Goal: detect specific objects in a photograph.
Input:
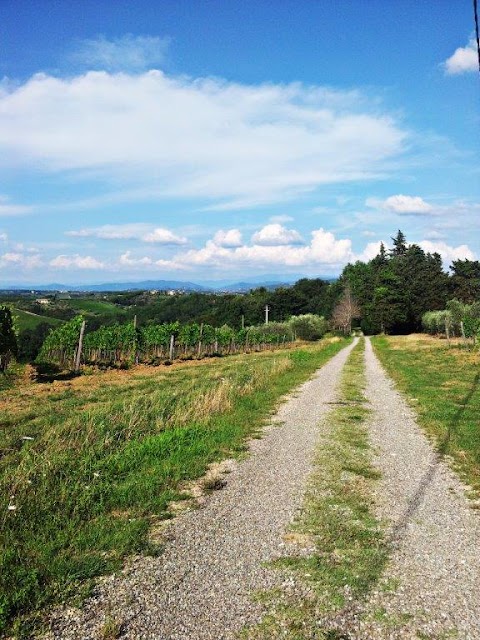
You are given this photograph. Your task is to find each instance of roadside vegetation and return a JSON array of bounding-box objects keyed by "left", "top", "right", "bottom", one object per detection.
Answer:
[
  {"left": 244, "top": 339, "right": 387, "bottom": 639},
  {"left": 0, "top": 338, "right": 348, "bottom": 635},
  {"left": 373, "top": 335, "right": 480, "bottom": 495}
]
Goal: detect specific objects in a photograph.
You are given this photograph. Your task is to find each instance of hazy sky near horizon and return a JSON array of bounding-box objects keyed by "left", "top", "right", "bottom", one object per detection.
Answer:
[{"left": 0, "top": 0, "right": 479, "bottom": 284}]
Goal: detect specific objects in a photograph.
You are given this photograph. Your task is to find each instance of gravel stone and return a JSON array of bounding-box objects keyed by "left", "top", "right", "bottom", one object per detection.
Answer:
[
  {"left": 344, "top": 338, "right": 480, "bottom": 639},
  {"left": 44, "top": 340, "right": 357, "bottom": 640}
]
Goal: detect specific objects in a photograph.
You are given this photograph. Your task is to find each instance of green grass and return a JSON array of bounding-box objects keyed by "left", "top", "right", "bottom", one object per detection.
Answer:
[
  {"left": 13, "top": 309, "right": 63, "bottom": 332},
  {"left": 244, "top": 339, "right": 387, "bottom": 639},
  {"left": 64, "top": 299, "right": 126, "bottom": 317},
  {"left": 0, "top": 364, "right": 25, "bottom": 392},
  {"left": 0, "top": 338, "right": 350, "bottom": 636},
  {"left": 372, "top": 335, "right": 480, "bottom": 494}
]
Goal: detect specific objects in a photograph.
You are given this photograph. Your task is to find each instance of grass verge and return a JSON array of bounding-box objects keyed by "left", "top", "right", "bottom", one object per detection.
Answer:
[
  {"left": 243, "top": 339, "right": 387, "bottom": 639},
  {"left": 372, "top": 334, "right": 480, "bottom": 495},
  {"left": 0, "top": 338, "right": 349, "bottom": 637}
]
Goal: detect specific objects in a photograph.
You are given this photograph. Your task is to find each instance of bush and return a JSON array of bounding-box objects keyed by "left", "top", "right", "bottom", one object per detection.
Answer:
[{"left": 288, "top": 314, "right": 327, "bottom": 341}]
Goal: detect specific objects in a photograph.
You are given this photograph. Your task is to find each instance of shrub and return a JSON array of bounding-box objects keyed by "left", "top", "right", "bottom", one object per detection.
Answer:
[{"left": 288, "top": 314, "right": 327, "bottom": 341}]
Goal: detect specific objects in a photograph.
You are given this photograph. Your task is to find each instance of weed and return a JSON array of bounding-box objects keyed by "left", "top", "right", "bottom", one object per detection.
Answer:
[
  {"left": 100, "top": 615, "right": 124, "bottom": 640},
  {"left": 200, "top": 475, "right": 227, "bottom": 492}
]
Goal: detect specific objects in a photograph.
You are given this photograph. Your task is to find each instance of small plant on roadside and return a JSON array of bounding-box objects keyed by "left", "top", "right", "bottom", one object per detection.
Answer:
[{"left": 100, "top": 615, "right": 124, "bottom": 640}]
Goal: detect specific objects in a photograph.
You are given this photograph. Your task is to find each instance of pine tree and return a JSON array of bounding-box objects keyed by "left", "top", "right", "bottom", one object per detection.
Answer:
[{"left": 390, "top": 230, "right": 407, "bottom": 256}]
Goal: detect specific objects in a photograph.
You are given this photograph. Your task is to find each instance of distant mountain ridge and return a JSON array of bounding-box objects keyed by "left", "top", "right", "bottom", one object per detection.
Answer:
[{"left": 0, "top": 275, "right": 336, "bottom": 293}]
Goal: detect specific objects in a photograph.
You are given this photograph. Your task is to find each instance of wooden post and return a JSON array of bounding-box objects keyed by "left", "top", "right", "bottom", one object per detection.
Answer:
[
  {"left": 198, "top": 323, "right": 203, "bottom": 356},
  {"left": 169, "top": 334, "right": 175, "bottom": 360},
  {"left": 133, "top": 315, "right": 139, "bottom": 364},
  {"left": 74, "top": 320, "right": 86, "bottom": 372},
  {"left": 460, "top": 320, "right": 466, "bottom": 345}
]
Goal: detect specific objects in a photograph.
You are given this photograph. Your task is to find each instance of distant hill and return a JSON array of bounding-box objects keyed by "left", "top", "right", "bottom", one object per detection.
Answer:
[
  {"left": 1, "top": 275, "right": 337, "bottom": 294},
  {"left": 1, "top": 280, "right": 211, "bottom": 293},
  {"left": 215, "top": 281, "right": 293, "bottom": 292}
]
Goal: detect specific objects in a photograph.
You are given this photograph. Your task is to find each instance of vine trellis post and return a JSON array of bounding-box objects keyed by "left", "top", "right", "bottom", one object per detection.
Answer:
[{"left": 74, "top": 320, "right": 86, "bottom": 372}]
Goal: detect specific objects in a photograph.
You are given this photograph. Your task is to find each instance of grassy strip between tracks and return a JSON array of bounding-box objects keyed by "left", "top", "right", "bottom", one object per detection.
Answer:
[
  {"left": 0, "top": 338, "right": 349, "bottom": 637},
  {"left": 372, "top": 334, "right": 480, "bottom": 497},
  {"left": 244, "top": 338, "right": 387, "bottom": 640}
]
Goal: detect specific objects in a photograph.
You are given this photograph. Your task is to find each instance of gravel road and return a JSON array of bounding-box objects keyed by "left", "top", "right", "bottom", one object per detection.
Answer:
[
  {"left": 350, "top": 338, "right": 480, "bottom": 639},
  {"left": 45, "top": 340, "right": 356, "bottom": 640}
]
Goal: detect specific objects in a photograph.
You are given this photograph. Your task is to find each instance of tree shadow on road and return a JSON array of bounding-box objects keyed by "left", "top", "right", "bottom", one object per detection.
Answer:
[{"left": 389, "top": 370, "right": 480, "bottom": 546}]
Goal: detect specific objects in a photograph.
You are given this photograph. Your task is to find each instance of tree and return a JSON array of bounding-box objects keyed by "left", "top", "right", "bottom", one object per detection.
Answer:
[
  {"left": 0, "top": 306, "right": 18, "bottom": 371},
  {"left": 17, "top": 322, "right": 52, "bottom": 362},
  {"left": 390, "top": 230, "right": 407, "bottom": 257},
  {"left": 331, "top": 284, "right": 360, "bottom": 334},
  {"left": 450, "top": 259, "right": 480, "bottom": 303}
]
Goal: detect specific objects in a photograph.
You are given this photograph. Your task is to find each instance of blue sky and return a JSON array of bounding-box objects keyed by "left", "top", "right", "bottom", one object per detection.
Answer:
[{"left": 0, "top": 0, "right": 479, "bottom": 285}]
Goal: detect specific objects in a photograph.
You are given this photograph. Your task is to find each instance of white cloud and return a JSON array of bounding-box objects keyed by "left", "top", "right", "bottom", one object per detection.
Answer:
[
  {"left": 143, "top": 228, "right": 187, "bottom": 244},
  {"left": 444, "top": 39, "right": 478, "bottom": 74},
  {"left": 251, "top": 224, "right": 304, "bottom": 246},
  {"left": 423, "top": 229, "right": 447, "bottom": 241},
  {"left": 269, "top": 214, "right": 294, "bottom": 224},
  {"left": 119, "top": 251, "right": 153, "bottom": 266},
  {"left": 50, "top": 254, "right": 105, "bottom": 269},
  {"left": 367, "top": 194, "right": 433, "bottom": 215},
  {"left": 0, "top": 195, "right": 33, "bottom": 216},
  {"left": 357, "top": 241, "right": 382, "bottom": 262},
  {"left": 149, "top": 227, "right": 354, "bottom": 271},
  {"left": 0, "top": 251, "right": 43, "bottom": 269},
  {"left": 0, "top": 71, "right": 407, "bottom": 209},
  {"left": 0, "top": 232, "right": 7, "bottom": 242},
  {"left": 67, "top": 223, "right": 149, "bottom": 239},
  {"left": 419, "top": 240, "right": 475, "bottom": 264},
  {"left": 71, "top": 35, "right": 170, "bottom": 72},
  {"left": 67, "top": 224, "right": 186, "bottom": 244},
  {"left": 212, "top": 229, "right": 243, "bottom": 248}
]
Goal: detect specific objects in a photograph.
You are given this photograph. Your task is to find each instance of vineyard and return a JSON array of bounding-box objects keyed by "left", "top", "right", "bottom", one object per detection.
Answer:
[
  {"left": 37, "top": 316, "right": 306, "bottom": 369},
  {"left": 422, "top": 299, "right": 480, "bottom": 344}
]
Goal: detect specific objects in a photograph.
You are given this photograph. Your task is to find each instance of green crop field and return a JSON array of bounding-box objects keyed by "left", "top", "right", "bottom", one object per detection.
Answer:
[
  {"left": 373, "top": 334, "right": 480, "bottom": 494},
  {"left": 64, "top": 299, "right": 126, "bottom": 317},
  {"left": 0, "top": 337, "right": 349, "bottom": 634},
  {"left": 12, "top": 308, "right": 64, "bottom": 332}
]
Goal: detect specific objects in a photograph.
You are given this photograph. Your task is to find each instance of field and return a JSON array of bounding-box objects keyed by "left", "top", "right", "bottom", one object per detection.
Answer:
[
  {"left": 63, "top": 299, "right": 127, "bottom": 318},
  {"left": 373, "top": 334, "right": 480, "bottom": 494},
  {"left": 12, "top": 309, "right": 63, "bottom": 332},
  {"left": 0, "top": 338, "right": 348, "bottom": 634}
]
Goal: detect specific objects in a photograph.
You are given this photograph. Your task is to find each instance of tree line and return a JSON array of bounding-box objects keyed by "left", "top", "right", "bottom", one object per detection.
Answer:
[
  {"left": 340, "top": 230, "right": 480, "bottom": 334},
  {"left": 2, "top": 229, "right": 480, "bottom": 367}
]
